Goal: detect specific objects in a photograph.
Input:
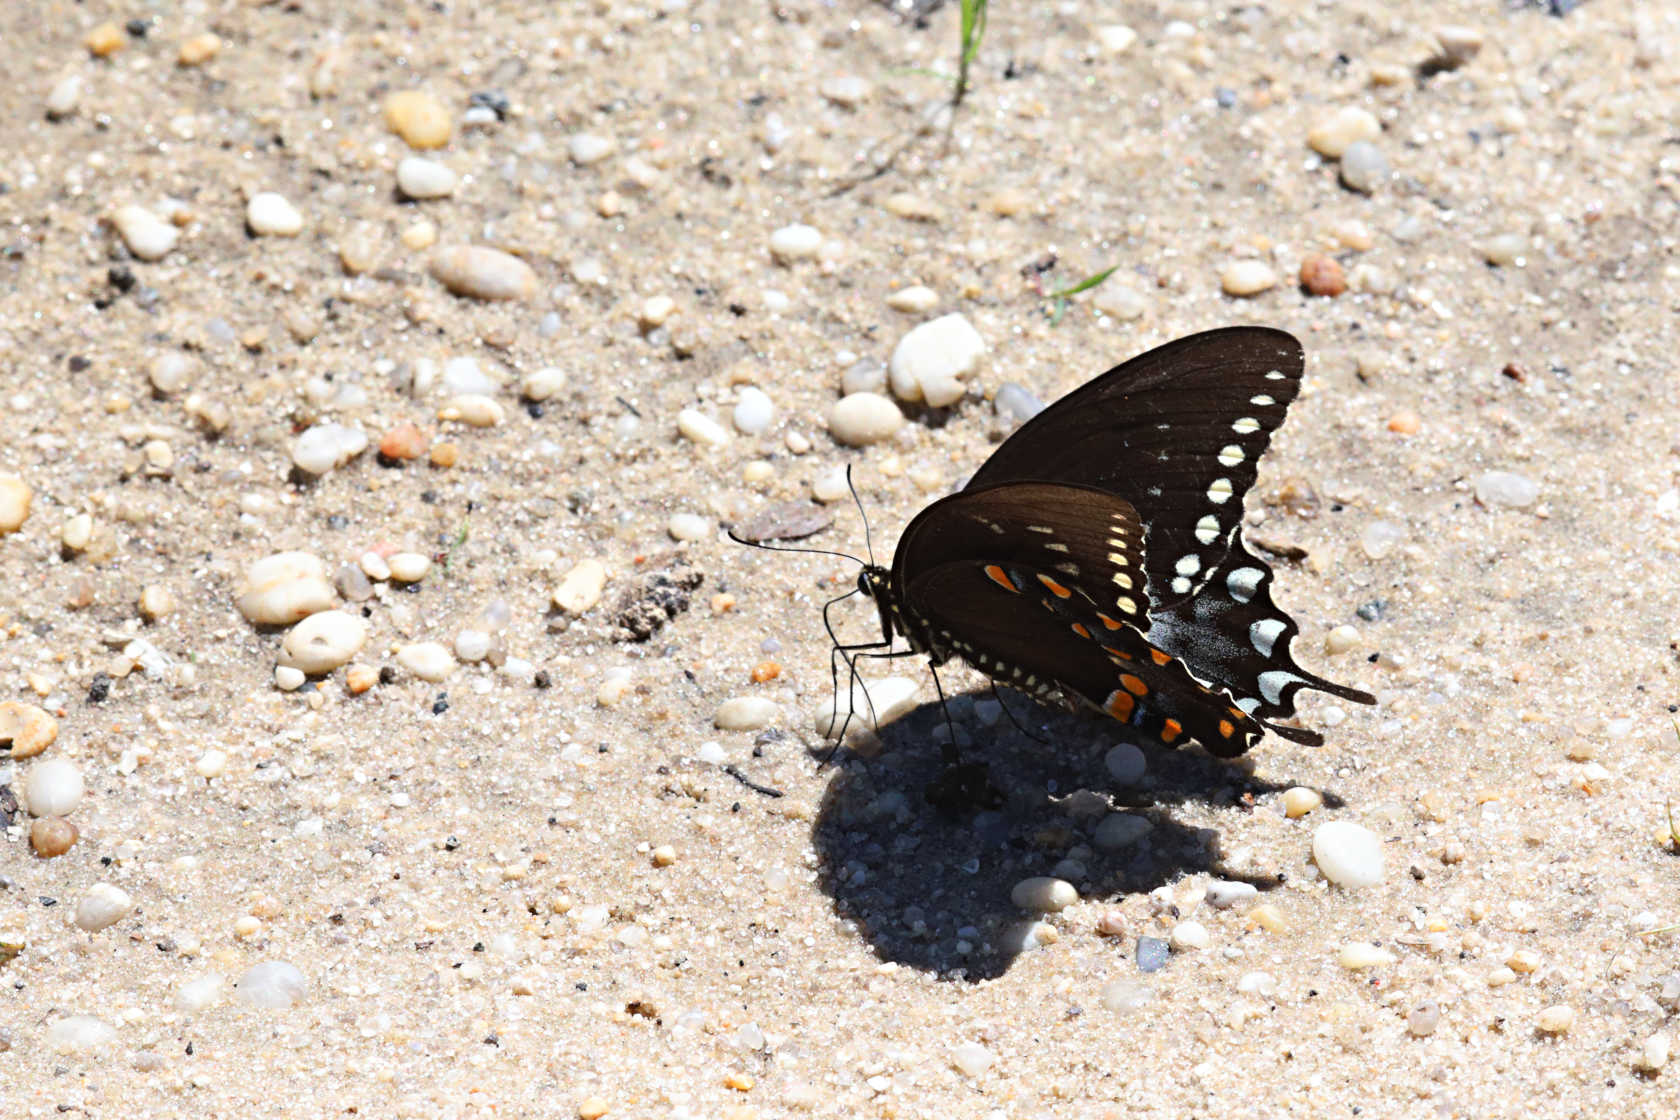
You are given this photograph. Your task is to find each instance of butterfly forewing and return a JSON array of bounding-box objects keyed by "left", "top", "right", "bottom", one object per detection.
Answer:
[{"left": 964, "top": 326, "right": 1306, "bottom": 612}]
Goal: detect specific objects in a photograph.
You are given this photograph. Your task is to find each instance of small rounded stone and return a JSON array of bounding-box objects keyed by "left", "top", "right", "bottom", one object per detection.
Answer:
[
  {"left": 0, "top": 475, "right": 32, "bottom": 533},
  {"left": 397, "top": 156, "right": 459, "bottom": 200},
  {"left": 235, "top": 961, "right": 308, "bottom": 1009},
  {"left": 1282, "top": 786, "right": 1325, "bottom": 820},
  {"left": 274, "top": 665, "right": 306, "bottom": 691},
  {"left": 1474, "top": 470, "right": 1539, "bottom": 509},
  {"left": 429, "top": 246, "right": 537, "bottom": 302},
  {"left": 1205, "top": 880, "right": 1259, "bottom": 909},
  {"left": 1480, "top": 233, "right": 1529, "bottom": 267},
  {"left": 74, "top": 883, "right": 135, "bottom": 932},
  {"left": 379, "top": 423, "right": 429, "bottom": 461},
  {"left": 46, "top": 73, "right": 83, "bottom": 118},
  {"left": 732, "top": 387, "right": 774, "bottom": 435},
  {"left": 1104, "top": 743, "right": 1147, "bottom": 785},
  {"left": 110, "top": 205, "right": 178, "bottom": 261},
  {"left": 554, "top": 559, "right": 608, "bottom": 614},
  {"left": 1338, "top": 942, "right": 1397, "bottom": 970},
  {"left": 177, "top": 32, "right": 222, "bottom": 66},
  {"left": 30, "top": 817, "right": 78, "bottom": 857},
  {"left": 61, "top": 513, "right": 93, "bottom": 551},
  {"left": 1299, "top": 254, "right": 1347, "bottom": 297},
  {"left": 1407, "top": 1001, "right": 1442, "bottom": 1037},
  {"left": 522, "top": 368, "right": 567, "bottom": 401},
  {"left": 1220, "top": 260, "right": 1278, "bottom": 297},
  {"left": 148, "top": 352, "right": 194, "bottom": 394},
  {"left": 1536, "top": 1005, "right": 1575, "bottom": 1034},
  {"left": 1170, "top": 921, "right": 1210, "bottom": 951},
  {"left": 1313, "top": 820, "right": 1385, "bottom": 888},
  {"left": 387, "top": 552, "right": 431, "bottom": 582},
  {"left": 1308, "top": 106, "right": 1380, "bottom": 157},
  {"left": 1636, "top": 1033, "right": 1671, "bottom": 1072},
  {"left": 828, "top": 393, "right": 904, "bottom": 447},
  {"left": 195, "top": 749, "right": 228, "bottom": 779},
  {"left": 769, "top": 224, "right": 822, "bottom": 262},
  {"left": 714, "top": 697, "right": 780, "bottom": 731},
  {"left": 1339, "top": 142, "right": 1391, "bottom": 194},
  {"left": 24, "top": 758, "right": 85, "bottom": 817},
  {"left": 384, "top": 90, "right": 452, "bottom": 148},
  {"left": 438, "top": 394, "right": 505, "bottom": 427},
  {"left": 677, "top": 409, "right": 732, "bottom": 448},
  {"left": 48, "top": 1015, "right": 117, "bottom": 1055},
  {"left": 292, "top": 422, "right": 369, "bottom": 476},
  {"left": 85, "top": 21, "right": 125, "bottom": 57},
  {"left": 246, "top": 192, "right": 304, "bottom": 237},
  {"left": 280, "top": 610, "right": 368, "bottom": 674},
  {"left": 1094, "top": 812, "right": 1153, "bottom": 850},
  {"left": 887, "top": 285, "right": 939, "bottom": 313},
  {"left": 1096, "top": 24, "right": 1138, "bottom": 54},
  {"left": 888, "top": 313, "right": 985, "bottom": 406},
  {"left": 396, "top": 642, "right": 456, "bottom": 682},
  {"left": 568, "top": 133, "right": 616, "bottom": 165},
  {"left": 651, "top": 845, "right": 678, "bottom": 867},
  {"left": 667, "top": 513, "right": 711, "bottom": 541},
  {"left": 1324, "top": 626, "right": 1361, "bottom": 655},
  {"left": 0, "top": 701, "right": 58, "bottom": 759},
  {"left": 1010, "top": 876, "right": 1077, "bottom": 913},
  {"left": 139, "top": 585, "right": 174, "bottom": 621}
]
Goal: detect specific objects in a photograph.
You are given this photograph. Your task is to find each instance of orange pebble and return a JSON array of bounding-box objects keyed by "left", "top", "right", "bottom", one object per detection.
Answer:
[
  {"left": 428, "top": 441, "right": 459, "bottom": 468},
  {"left": 1387, "top": 409, "right": 1420, "bottom": 435},
  {"left": 1299, "top": 253, "right": 1346, "bottom": 297},
  {"left": 380, "top": 422, "right": 430, "bottom": 460},
  {"left": 750, "top": 661, "right": 781, "bottom": 683}
]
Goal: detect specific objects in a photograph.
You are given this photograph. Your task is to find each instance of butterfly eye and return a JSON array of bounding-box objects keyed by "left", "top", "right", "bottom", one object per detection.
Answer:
[{"left": 856, "top": 570, "right": 875, "bottom": 598}]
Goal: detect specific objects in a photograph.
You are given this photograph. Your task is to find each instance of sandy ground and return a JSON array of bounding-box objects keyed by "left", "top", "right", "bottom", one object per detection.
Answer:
[{"left": 2, "top": 0, "right": 1679, "bottom": 1116}]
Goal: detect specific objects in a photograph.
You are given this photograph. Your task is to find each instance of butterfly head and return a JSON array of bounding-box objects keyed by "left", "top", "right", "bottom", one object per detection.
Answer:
[{"left": 857, "top": 564, "right": 897, "bottom": 644}]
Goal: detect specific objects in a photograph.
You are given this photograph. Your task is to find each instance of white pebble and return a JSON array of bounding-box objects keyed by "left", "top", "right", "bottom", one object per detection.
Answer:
[
  {"left": 174, "top": 974, "right": 225, "bottom": 1014},
  {"left": 819, "top": 75, "right": 872, "bottom": 106},
  {"left": 697, "top": 741, "right": 728, "bottom": 765},
  {"left": 111, "top": 204, "right": 179, "bottom": 261},
  {"left": 1312, "top": 820, "right": 1385, "bottom": 888},
  {"left": 521, "top": 367, "right": 567, "bottom": 401},
  {"left": 1236, "top": 971, "right": 1277, "bottom": 996},
  {"left": 1308, "top": 107, "right": 1381, "bottom": 158},
  {"left": 714, "top": 696, "right": 780, "bottom": 731},
  {"left": 677, "top": 408, "right": 731, "bottom": 448},
  {"left": 46, "top": 73, "right": 82, "bottom": 118},
  {"left": 47, "top": 1015, "right": 117, "bottom": 1055},
  {"left": 61, "top": 513, "right": 93, "bottom": 552},
  {"left": 1095, "top": 25, "right": 1138, "bottom": 54},
  {"left": 148, "top": 352, "right": 194, "bottom": 394},
  {"left": 1205, "top": 880, "right": 1259, "bottom": 909},
  {"left": 888, "top": 313, "right": 985, "bottom": 406},
  {"left": 887, "top": 285, "right": 939, "bottom": 313},
  {"left": 387, "top": 552, "right": 431, "bottom": 582},
  {"left": 811, "top": 467, "right": 851, "bottom": 503},
  {"left": 813, "top": 676, "right": 918, "bottom": 736},
  {"left": 949, "top": 1042, "right": 995, "bottom": 1079},
  {"left": 568, "top": 133, "right": 616, "bottom": 165},
  {"left": 553, "top": 559, "right": 607, "bottom": 614},
  {"left": 438, "top": 394, "right": 506, "bottom": 427},
  {"left": 1339, "top": 142, "right": 1390, "bottom": 194},
  {"left": 640, "top": 295, "right": 676, "bottom": 328},
  {"left": 246, "top": 192, "right": 304, "bottom": 236},
  {"left": 0, "top": 475, "right": 31, "bottom": 533},
  {"left": 442, "top": 355, "right": 497, "bottom": 395},
  {"left": 1324, "top": 625, "right": 1361, "bottom": 655},
  {"left": 667, "top": 513, "right": 711, "bottom": 541},
  {"left": 454, "top": 629, "right": 491, "bottom": 662},
  {"left": 396, "top": 156, "right": 458, "bottom": 199},
  {"left": 24, "top": 758, "right": 85, "bottom": 817},
  {"left": 1170, "top": 921, "right": 1210, "bottom": 951},
  {"left": 1360, "top": 518, "right": 1405, "bottom": 559},
  {"left": 235, "top": 961, "right": 307, "bottom": 1009},
  {"left": 279, "top": 610, "right": 367, "bottom": 674},
  {"left": 732, "top": 387, "right": 774, "bottom": 435},
  {"left": 1011, "top": 876, "right": 1078, "bottom": 913},
  {"left": 195, "top": 749, "right": 228, "bottom": 779},
  {"left": 1099, "top": 980, "right": 1154, "bottom": 1013},
  {"left": 1479, "top": 233, "right": 1528, "bottom": 267},
  {"left": 359, "top": 551, "right": 392, "bottom": 581},
  {"left": 1094, "top": 812, "right": 1153, "bottom": 850},
  {"left": 74, "top": 883, "right": 134, "bottom": 932},
  {"left": 1282, "top": 786, "right": 1324, "bottom": 818},
  {"left": 828, "top": 392, "right": 905, "bottom": 447},
  {"left": 1636, "top": 1033, "right": 1671, "bottom": 1073},
  {"left": 1474, "top": 470, "right": 1539, "bottom": 509},
  {"left": 292, "top": 422, "right": 369, "bottom": 476},
  {"left": 1093, "top": 282, "right": 1149, "bottom": 320},
  {"left": 396, "top": 642, "right": 456, "bottom": 683},
  {"left": 429, "top": 245, "right": 538, "bottom": 301},
  {"left": 1220, "top": 260, "right": 1278, "bottom": 297},
  {"left": 274, "top": 665, "right": 305, "bottom": 691},
  {"left": 1104, "top": 743, "right": 1146, "bottom": 784},
  {"left": 769, "top": 224, "right": 823, "bottom": 262},
  {"left": 1338, "top": 942, "right": 1396, "bottom": 970}
]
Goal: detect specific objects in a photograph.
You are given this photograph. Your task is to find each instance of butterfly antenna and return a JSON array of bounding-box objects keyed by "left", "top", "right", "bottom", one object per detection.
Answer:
[
  {"left": 725, "top": 529, "right": 866, "bottom": 568},
  {"left": 845, "top": 465, "right": 877, "bottom": 567}
]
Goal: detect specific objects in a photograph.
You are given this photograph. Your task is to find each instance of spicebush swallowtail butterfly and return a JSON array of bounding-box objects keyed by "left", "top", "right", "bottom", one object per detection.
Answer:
[{"left": 846, "top": 326, "right": 1374, "bottom": 765}]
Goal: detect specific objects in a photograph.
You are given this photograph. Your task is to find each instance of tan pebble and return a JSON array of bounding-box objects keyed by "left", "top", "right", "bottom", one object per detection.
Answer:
[
  {"left": 438, "top": 394, "right": 505, "bottom": 427},
  {"left": 596, "top": 676, "right": 632, "bottom": 707},
  {"left": 1562, "top": 738, "right": 1594, "bottom": 762},
  {"left": 722, "top": 1108, "right": 759, "bottom": 1120},
  {"left": 379, "top": 423, "right": 430, "bottom": 461},
  {"left": 0, "top": 701, "right": 59, "bottom": 759},
  {"left": 429, "top": 442, "right": 459, "bottom": 468},
  {"left": 553, "top": 559, "right": 607, "bottom": 614},
  {"left": 986, "top": 188, "right": 1030, "bottom": 216},
  {"left": 1636, "top": 1033, "right": 1671, "bottom": 1072},
  {"left": 1246, "top": 903, "right": 1287, "bottom": 933},
  {"left": 1536, "top": 1004, "right": 1575, "bottom": 1034},
  {"left": 1485, "top": 966, "right": 1517, "bottom": 987},
  {"left": 30, "top": 818, "right": 79, "bottom": 858},
  {"left": 384, "top": 90, "right": 452, "bottom": 149},
  {"left": 0, "top": 475, "right": 32, "bottom": 532},
  {"left": 596, "top": 191, "right": 624, "bottom": 218},
  {"left": 85, "top": 21, "right": 124, "bottom": 57},
  {"left": 1507, "top": 949, "right": 1541, "bottom": 973},
  {"left": 233, "top": 915, "right": 263, "bottom": 939},
  {"left": 1299, "top": 254, "right": 1347, "bottom": 297},
  {"left": 1220, "top": 260, "right": 1277, "bottom": 297},
  {"left": 139, "top": 585, "right": 174, "bottom": 621},
  {"left": 577, "top": 1097, "right": 610, "bottom": 1119},
  {"left": 1282, "top": 786, "right": 1323, "bottom": 818},
  {"left": 723, "top": 1073, "right": 754, "bottom": 1092},
  {"left": 177, "top": 33, "right": 221, "bottom": 66},
  {"left": 401, "top": 221, "right": 439, "bottom": 251},
  {"left": 711, "top": 593, "right": 737, "bottom": 614},
  {"left": 1331, "top": 219, "right": 1374, "bottom": 251},
  {"left": 1338, "top": 942, "right": 1396, "bottom": 970},
  {"left": 883, "top": 193, "right": 942, "bottom": 221},
  {"left": 429, "top": 245, "right": 537, "bottom": 302},
  {"left": 1094, "top": 909, "right": 1127, "bottom": 937},
  {"left": 1387, "top": 409, "right": 1421, "bottom": 435},
  {"left": 750, "top": 660, "right": 780, "bottom": 683},
  {"left": 1324, "top": 625, "right": 1360, "bottom": 655},
  {"left": 651, "top": 845, "right": 677, "bottom": 867},
  {"left": 61, "top": 513, "right": 93, "bottom": 552},
  {"left": 345, "top": 663, "right": 378, "bottom": 695}
]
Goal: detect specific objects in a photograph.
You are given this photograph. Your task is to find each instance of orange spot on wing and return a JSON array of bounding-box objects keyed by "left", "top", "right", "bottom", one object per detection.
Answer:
[
  {"left": 1070, "top": 623, "right": 1091, "bottom": 640},
  {"left": 984, "top": 565, "right": 1017, "bottom": 593},
  {"left": 1218, "top": 719, "right": 1236, "bottom": 739},
  {"left": 1119, "top": 674, "right": 1148, "bottom": 697},
  {"left": 1097, "top": 613, "right": 1124, "bottom": 630},
  {"left": 1149, "top": 649, "right": 1172, "bottom": 666},
  {"left": 1104, "top": 690, "right": 1135, "bottom": 721},
  {"left": 1037, "top": 574, "right": 1072, "bottom": 598},
  {"left": 1160, "top": 718, "right": 1184, "bottom": 743},
  {"left": 1102, "top": 646, "right": 1134, "bottom": 661}
]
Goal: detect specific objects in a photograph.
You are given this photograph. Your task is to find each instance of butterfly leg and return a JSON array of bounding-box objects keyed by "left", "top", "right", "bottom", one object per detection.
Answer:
[
  {"left": 923, "top": 661, "right": 1004, "bottom": 814},
  {"left": 990, "top": 681, "right": 1049, "bottom": 745}
]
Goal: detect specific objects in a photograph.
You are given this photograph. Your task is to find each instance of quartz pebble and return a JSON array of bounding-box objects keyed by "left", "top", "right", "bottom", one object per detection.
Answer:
[
  {"left": 1635, "top": 1033, "right": 1671, "bottom": 1072},
  {"left": 74, "top": 884, "right": 134, "bottom": 932},
  {"left": 1282, "top": 786, "right": 1324, "bottom": 818},
  {"left": 1339, "top": 142, "right": 1390, "bottom": 194},
  {"left": 1479, "top": 233, "right": 1528, "bottom": 267},
  {"left": 237, "top": 552, "right": 337, "bottom": 624},
  {"left": 1536, "top": 1005, "right": 1575, "bottom": 1034},
  {"left": 279, "top": 611, "right": 367, "bottom": 674},
  {"left": 1170, "top": 921, "right": 1210, "bottom": 951},
  {"left": 0, "top": 701, "right": 58, "bottom": 758},
  {"left": 388, "top": 553, "right": 431, "bottom": 582},
  {"left": 1101, "top": 978, "right": 1154, "bottom": 1012},
  {"left": 397, "top": 642, "right": 456, "bottom": 683},
  {"left": 149, "top": 352, "right": 194, "bottom": 394},
  {"left": 1299, "top": 254, "right": 1346, "bottom": 297},
  {"left": 993, "top": 382, "right": 1044, "bottom": 425},
  {"left": 667, "top": 513, "right": 711, "bottom": 541},
  {"left": 714, "top": 697, "right": 780, "bottom": 731},
  {"left": 677, "top": 409, "right": 732, "bottom": 448},
  {"left": 246, "top": 192, "right": 304, "bottom": 236},
  {"left": 888, "top": 313, "right": 985, "bottom": 407},
  {"left": 139, "top": 585, "right": 174, "bottom": 621},
  {"left": 522, "top": 368, "right": 567, "bottom": 401},
  {"left": 1206, "top": 880, "right": 1259, "bottom": 909},
  {"left": 1338, "top": 942, "right": 1397, "bottom": 969},
  {"left": 820, "top": 75, "right": 872, "bottom": 106},
  {"left": 274, "top": 666, "right": 306, "bottom": 691},
  {"left": 175, "top": 975, "right": 225, "bottom": 1015},
  {"left": 1433, "top": 25, "right": 1484, "bottom": 66},
  {"left": 1312, "top": 820, "right": 1385, "bottom": 888},
  {"left": 46, "top": 74, "right": 82, "bottom": 119},
  {"left": 0, "top": 475, "right": 29, "bottom": 533},
  {"left": 292, "top": 422, "right": 368, "bottom": 476},
  {"left": 85, "top": 22, "right": 124, "bottom": 57},
  {"left": 769, "top": 224, "right": 823, "bottom": 263},
  {"left": 1136, "top": 937, "right": 1170, "bottom": 972},
  {"left": 887, "top": 285, "right": 939, "bottom": 313},
  {"left": 397, "top": 157, "right": 459, "bottom": 199},
  {"left": 950, "top": 1042, "right": 995, "bottom": 1079},
  {"left": 178, "top": 32, "right": 222, "bottom": 66},
  {"left": 1104, "top": 743, "right": 1146, "bottom": 784},
  {"left": 1360, "top": 519, "right": 1405, "bottom": 559},
  {"left": 1407, "top": 1001, "right": 1442, "bottom": 1037},
  {"left": 439, "top": 394, "right": 505, "bottom": 427},
  {"left": 1096, "top": 25, "right": 1139, "bottom": 54},
  {"left": 379, "top": 423, "right": 429, "bottom": 461},
  {"left": 236, "top": 961, "right": 307, "bottom": 1009},
  {"left": 25, "top": 758, "right": 85, "bottom": 817},
  {"left": 429, "top": 245, "right": 537, "bottom": 301},
  {"left": 1474, "top": 470, "right": 1539, "bottom": 509},
  {"left": 384, "top": 90, "right": 452, "bottom": 148},
  {"left": 732, "top": 387, "right": 774, "bottom": 435},
  {"left": 111, "top": 204, "right": 179, "bottom": 261},
  {"left": 1094, "top": 282, "right": 1148, "bottom": 320},
  {"left": 1220, "top": 261, "right": 1277, "bottom": 297},
  {"left": 1011, "top": 876, "right": 1078, "bottom": 913},
  {"left": 1094, "top": 812, "right": 1153, "bottom": 850},
  {"left": 553, "top": 559, "right": 607, "bottom": 614},
  {"left": 61, "top": 513, "right": 92, "bottom": 551},
  {"left": 828, "top": 393, "right": 904, "bottom": 447},
  {"left": 1308, "top": 107, "right": 1380, "bottom": 157},
  {"left": 568, "top": 133, "right": 615, "bottom": 165},
  {"left": 48, "top": 1015, "right": 117, "bottom": 1055},
  {"left": 454, "top": 629, "right": 491, "bottom": 662},
  {"left": 1324, "top": 625, "right": 1361, "bottom": 655},
  {"left": 30, "top": 817, "right": 78, "bottom": 857},
  {"left": 814, "top": 676, "right": 918, "bottom": 736}
]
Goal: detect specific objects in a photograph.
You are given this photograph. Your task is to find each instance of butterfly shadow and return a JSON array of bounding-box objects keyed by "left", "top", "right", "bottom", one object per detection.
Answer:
[{"left": 807, "top": 694, "right": 1341, "bottom": 982}]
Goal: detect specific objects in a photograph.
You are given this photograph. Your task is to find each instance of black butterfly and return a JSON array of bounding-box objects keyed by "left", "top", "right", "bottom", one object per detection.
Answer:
[{"left": 848, "top": 326, "right": 1373, "bottom": 766}]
